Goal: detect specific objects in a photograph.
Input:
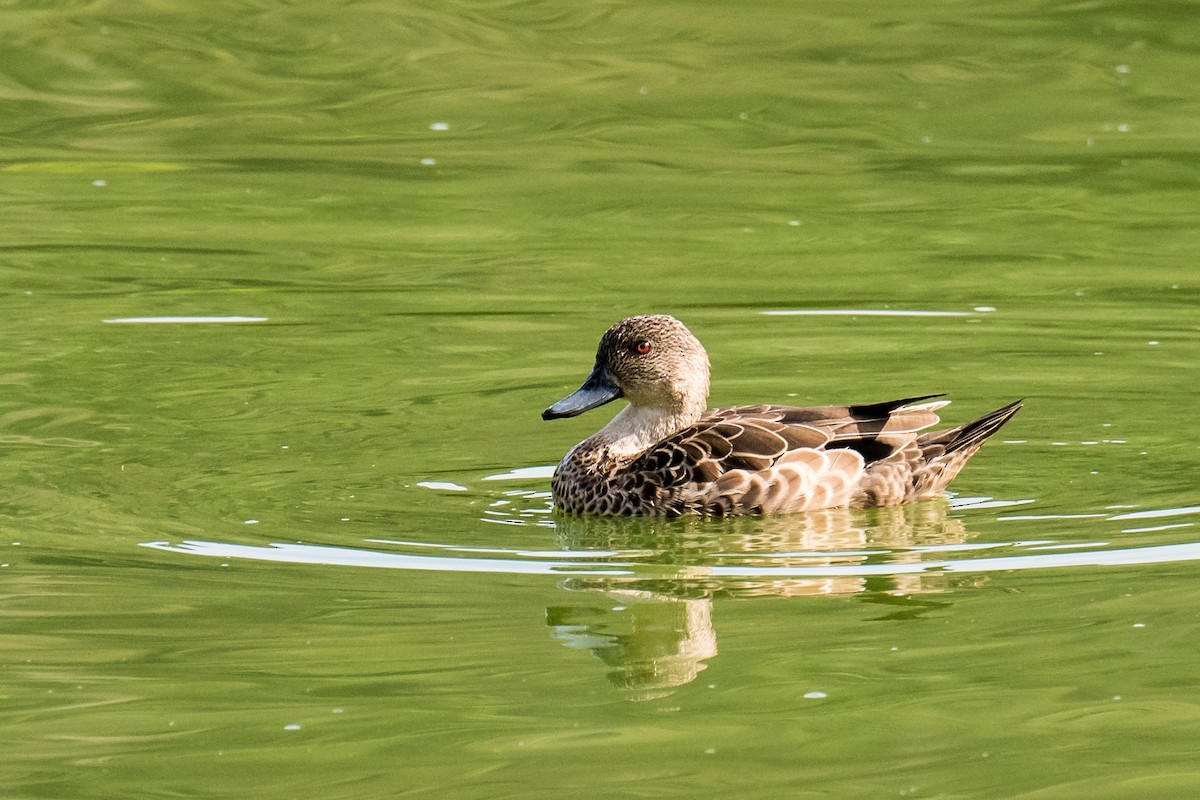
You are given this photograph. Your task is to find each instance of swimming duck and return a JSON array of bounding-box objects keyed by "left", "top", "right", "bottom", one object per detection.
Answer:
[{"left": 543, "top": 314, "right": 1020, "bottom": 516}]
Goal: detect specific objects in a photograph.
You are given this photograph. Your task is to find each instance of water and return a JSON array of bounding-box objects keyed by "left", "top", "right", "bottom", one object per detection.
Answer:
[{"left": 3, "top": 1, "right": 1200, "bottom": 797}]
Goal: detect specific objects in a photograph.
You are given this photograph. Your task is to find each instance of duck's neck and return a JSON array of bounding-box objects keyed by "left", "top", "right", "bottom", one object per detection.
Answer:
[{"left": 588, "top": 402, "right": 702, "bottom": 460}]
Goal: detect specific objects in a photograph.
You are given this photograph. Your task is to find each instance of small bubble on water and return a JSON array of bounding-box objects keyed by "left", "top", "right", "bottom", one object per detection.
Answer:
[
  {"left": 420, "top": 157, "right": 436, "bottom": 166},
  {"left": 974, "top": 306, "right": 996, "bottom": 312},
  {"left": 1148, "top": 340, "right": 1159, "bottom": 346},
  {"left": 1133, "top": 622, "right": 1145, "bottom": 628},
  {"left": 429, "top": 122, "right": 450, "bottom": 131},
  {"left": 804, "top": 691, "right": 828, "bottom": 699},
  {"left": 284, "top": 724, "right": 302, "bottom": 731},
  {"left": 1113, "top": 695, "right": 1122, "bottom": 700},
  {"left": 244, "top": 519, "right": 259, "bottom": 525},
  {"left": 704, "top": 747, "right": 717, "bottom": 755},
  {"left": 92, "top": 179, "right": 107, "bottom": 187},
  {"left": 787, "top": 219, "right": 801, "bottom": 226},
  {"left": 1115, "top": 64, "right": 1131, "bottom": 74},
  {"left": 1117, "top": 123, "right": 1130, "bottom": 132}
]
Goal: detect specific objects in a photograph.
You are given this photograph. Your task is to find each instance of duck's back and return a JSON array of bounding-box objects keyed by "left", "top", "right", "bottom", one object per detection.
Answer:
[{"left": 551, "top": 396, "right": 1020, "bottom": 517}]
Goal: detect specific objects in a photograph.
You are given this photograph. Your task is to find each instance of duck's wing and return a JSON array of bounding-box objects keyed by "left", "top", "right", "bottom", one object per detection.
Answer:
[
  {"left": 733, "top": 394, "right": 948, "bottom": 437},
  {"left": 626, "top": 396, "right": 950, "bottom": 514},
  {"left": 649, "top": 407, "right": 835, "bottom": 481},
  {"left": 707, "top": 395, "right": 949, "bottom": 455},
  {"left": 839, "top": 398, "right": 1022, "bottom": 505}
]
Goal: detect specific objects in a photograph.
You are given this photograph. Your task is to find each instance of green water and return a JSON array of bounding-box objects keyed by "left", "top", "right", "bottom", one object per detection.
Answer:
[{"left": 3, "top": 1, "right": 1200, "bottom": 797}]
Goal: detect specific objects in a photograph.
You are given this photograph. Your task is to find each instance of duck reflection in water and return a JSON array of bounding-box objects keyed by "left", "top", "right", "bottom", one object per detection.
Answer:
[{"left": 544, "top": 499, "right": 983, "bottom": 698}]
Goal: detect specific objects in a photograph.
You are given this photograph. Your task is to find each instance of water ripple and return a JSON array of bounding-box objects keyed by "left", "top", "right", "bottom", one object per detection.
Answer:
[
  {"left": 102, "top": 316, "right": 269, "bottom": 324},
  {"left": 761, "top": 308, "right": 978, "bottom": 317},
  {"left": 140, "top": 537, "right": 1200, "bottom": 578}
]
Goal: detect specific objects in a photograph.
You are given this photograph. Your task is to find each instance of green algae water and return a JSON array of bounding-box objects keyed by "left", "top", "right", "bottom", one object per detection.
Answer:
[{"left": 3, "top": 1, "right": 1200, "bottom": 798}]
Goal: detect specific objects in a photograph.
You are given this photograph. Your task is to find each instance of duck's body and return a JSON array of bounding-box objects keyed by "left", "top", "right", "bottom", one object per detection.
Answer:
[{"left": 543, "top": 315, "right": 1021, "bottom": 517}]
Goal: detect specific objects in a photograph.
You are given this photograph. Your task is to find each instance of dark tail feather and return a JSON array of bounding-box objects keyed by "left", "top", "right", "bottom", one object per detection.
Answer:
[
  {"left": 908, "top": 399, "right": 1022, "bottom": 500},
  {"left": 922, "top": 399, "right": 1023, "bottom": 453}
]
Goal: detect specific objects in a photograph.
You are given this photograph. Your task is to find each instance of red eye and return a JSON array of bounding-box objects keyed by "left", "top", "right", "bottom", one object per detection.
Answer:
[{"left": 634, "top": 341, "right": 651, "bottom": 355}]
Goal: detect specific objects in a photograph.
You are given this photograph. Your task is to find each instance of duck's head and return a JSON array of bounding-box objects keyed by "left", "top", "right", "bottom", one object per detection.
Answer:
[{"left": 543, "top": 315, "right": 711, "bottom": 421}]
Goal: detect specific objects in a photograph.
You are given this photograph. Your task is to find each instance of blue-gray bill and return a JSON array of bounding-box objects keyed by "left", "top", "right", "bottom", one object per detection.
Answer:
[{"left": 543, "top": 362, "right": 623, "bottom": 420}]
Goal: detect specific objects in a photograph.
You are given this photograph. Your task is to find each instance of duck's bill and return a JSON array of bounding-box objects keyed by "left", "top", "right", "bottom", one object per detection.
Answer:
[{"left": 542, "top": 363, "right": 622, "bottom": 420}]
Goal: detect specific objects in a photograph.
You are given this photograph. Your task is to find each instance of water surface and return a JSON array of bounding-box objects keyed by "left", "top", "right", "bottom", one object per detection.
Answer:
[{"left": 3, "top": 1, "right": 1199, "bottom": 798}]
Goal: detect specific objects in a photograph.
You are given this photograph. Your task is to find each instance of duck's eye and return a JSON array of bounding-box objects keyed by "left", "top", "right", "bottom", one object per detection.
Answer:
[{"left": 633, "top": 340, "right": 651, "bottom": 355}]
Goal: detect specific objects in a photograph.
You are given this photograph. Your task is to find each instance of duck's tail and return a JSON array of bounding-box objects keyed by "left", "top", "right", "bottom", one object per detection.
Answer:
[{"left": 911, "top": 399, "right": 1023, "bottom": 499}]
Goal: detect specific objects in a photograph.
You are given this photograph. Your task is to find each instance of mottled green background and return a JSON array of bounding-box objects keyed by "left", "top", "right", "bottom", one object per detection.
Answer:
[{"left": 2, "top": 1, "right": 1199, "bottom": 798}]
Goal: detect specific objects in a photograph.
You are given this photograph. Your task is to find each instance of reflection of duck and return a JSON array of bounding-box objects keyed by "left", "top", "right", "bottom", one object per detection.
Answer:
[
  {"left": 543, "top": 315, "right": 1020, "bottom": 516},
  {"left": 547, "top": 501, "right": 982, "bottom": 696},
  {"left": 553, "top": 500, "right": 978, "bottom": 599},
  {"left": 547, "top": 590, "right": 716, "bottom": 700}
]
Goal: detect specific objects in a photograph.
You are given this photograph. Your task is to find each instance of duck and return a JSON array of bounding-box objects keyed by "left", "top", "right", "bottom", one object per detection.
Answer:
[{"left": 542, "top": 314, "right": 1021, "bottom": 517}]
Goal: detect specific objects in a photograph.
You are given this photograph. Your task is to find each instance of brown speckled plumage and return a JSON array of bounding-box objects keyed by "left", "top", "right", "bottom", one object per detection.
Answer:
[{"left": 543, "top": 315, "right": 1021, "bottom": 517}]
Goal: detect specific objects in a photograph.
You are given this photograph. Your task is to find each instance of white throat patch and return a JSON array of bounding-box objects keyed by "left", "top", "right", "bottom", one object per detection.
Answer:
[{"left": 594, "top": 404, "right": 696, "bottom": 458}]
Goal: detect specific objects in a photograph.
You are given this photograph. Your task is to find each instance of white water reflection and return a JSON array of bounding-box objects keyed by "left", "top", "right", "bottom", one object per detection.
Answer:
[
  {"left": 141, "top": 538, "right": 1200, "bottom": 577},
  {"left": 1109, "top": 505, "right": 1200, "bottom": 521},
  {"left": 141, "top": 540, "right": 628, "bottom": 575},
  {"left": 998, "top": 514, "right": 1108, "bottom": 521},
  {"left": 482, "top": 466, "right": 557, "bottom": 481},
  {"left": 760, "top": 309, "right": 977, "bottom": 317},
  {"left": 416, "top": 481, "right": 469, "bottom": 492},
  {"left": 102, "top": 316, "right": 269, "bottom": 323},
  {"left": 948, "top": 497, "right": 1036, "bottom": 510},
  {"left": 1123, "top": 523, "right": 1194, "bottom": 534}
]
